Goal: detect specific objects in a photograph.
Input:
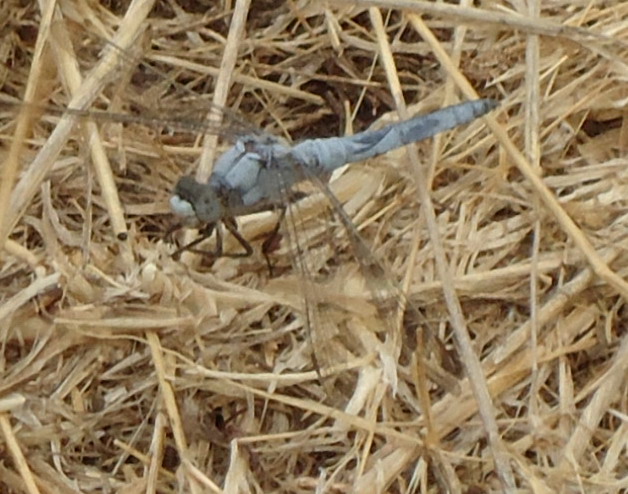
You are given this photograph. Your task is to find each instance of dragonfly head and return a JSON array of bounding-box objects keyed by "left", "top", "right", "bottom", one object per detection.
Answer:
[{"left": 170, "top": 176, "right": 222, "bottom": 225}]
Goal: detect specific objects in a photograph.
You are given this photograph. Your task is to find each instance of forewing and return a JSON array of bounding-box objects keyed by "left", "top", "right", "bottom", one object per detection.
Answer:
[
  {"left": 306, "top": 171, "right": 461, "bottom": 391},
  {"left": 1, "top": 21, "right": 267, "bottom": 145},
  {"left": 266, "top": 165, "right": 356, "bottom": 384}
]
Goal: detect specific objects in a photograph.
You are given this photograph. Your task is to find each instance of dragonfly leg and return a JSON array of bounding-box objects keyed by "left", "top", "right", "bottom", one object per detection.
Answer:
[
  {"left": 262, "top": 208, "right": 286, "bottom": 277},
  {"left": 169, "top": 218, "right": 253, "bottom": 261},
  {"left": 171, "top": 222, "right": 218, "bottom": 259},
  {"left": 221, "top": 217, "right": 255, "bottom": 258}
]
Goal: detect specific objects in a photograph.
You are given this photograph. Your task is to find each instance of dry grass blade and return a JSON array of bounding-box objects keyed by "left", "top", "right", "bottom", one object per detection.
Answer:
[{"left": 0, "top": 1, "right": 626, "bottom": 493}]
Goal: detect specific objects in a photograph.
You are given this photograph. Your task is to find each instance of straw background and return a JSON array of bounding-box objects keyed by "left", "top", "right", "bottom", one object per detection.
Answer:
[{"left": 0, "top": 0, "right": 626, "bottom": 493}]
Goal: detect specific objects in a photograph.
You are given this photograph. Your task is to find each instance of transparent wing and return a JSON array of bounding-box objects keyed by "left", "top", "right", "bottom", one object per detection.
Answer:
[
  {"left": 261, "top": 159, "right": 347, "bottom": 381},
  {"left": 306, "top": 172, "right": 461, "bottom": 391},
  {"left": 73, "top": 23, "right": 267, "bottom": 141},
  {"left": 1, "top": 22, "right": 268, "bottom": 144},
  {"left": 0, "top": 96, "right": 261, "bottom": 143}
]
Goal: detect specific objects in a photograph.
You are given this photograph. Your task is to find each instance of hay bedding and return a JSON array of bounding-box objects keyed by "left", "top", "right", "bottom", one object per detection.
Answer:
[{"left": 0, "top": 0, "right": 626, "bottom": 492}]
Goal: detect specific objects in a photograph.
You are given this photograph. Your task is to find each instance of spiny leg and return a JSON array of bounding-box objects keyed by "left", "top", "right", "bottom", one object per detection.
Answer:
[
  {"left": 221, "top": 216, "right": 254, "bottom": 258},
  {"left": 256, "top": 191, "right": 308, "bottom": 275},
  {"left": 169, "top": 218, "right": 254, "bottom": 261},
  {"left": 262, "top": 208, "right": 287, "bottom": 277},
  {"left": 171, "top": 222, "right": 219, "bottom": 259}
]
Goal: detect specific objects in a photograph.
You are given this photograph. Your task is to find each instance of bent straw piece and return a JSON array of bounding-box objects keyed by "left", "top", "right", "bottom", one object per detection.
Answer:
[{"left": 0, "top": 273, "right": 60, "bottom": 322}]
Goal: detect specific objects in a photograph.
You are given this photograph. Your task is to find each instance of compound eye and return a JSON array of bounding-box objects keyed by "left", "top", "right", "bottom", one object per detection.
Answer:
[{"left": 170, "top": 195, "right": 196, "bottom": 219}]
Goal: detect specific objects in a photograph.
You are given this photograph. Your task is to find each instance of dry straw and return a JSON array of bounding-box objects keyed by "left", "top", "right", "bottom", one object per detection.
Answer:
[{"left": 0, "top": 0, "right": 626, "bottom": 493}]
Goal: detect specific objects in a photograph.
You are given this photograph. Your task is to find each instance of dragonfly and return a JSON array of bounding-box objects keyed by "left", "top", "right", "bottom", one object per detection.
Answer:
[
  {"left": 168, "top": 98, "right": 498, "bottom": 382},
  {"left": 169, "top": 99, "right": 497, "bottom": 259}
]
